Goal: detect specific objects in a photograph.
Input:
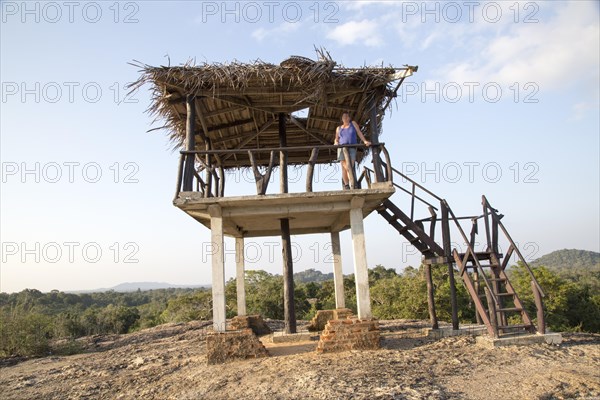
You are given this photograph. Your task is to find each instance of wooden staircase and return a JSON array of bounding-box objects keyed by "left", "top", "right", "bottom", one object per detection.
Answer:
[
  {"left": 453, "top": 248, "right": 536, "bottom": 336},
  {"left": 365, "top": 165, "right": 546, "bottom": 338},
  {"left": 377, "top": 198, "right": 444, "bottom": 259}
]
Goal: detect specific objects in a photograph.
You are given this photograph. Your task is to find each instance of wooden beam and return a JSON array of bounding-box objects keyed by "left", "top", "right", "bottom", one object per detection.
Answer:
[
  {"left": 243, "top": 95, "right": 260, "bottom": 135},
  {"left": 220, "top": 119, "right": 276, "bottom": 163},
  {"left": 248, "top": 150, "right": 276, "bottom": 195},
  {"left": 279, "top": 113, "right": 288, "bottom": 194},
  {"left": 289, "top": 116, "right": 330, "bottom": 145},
  {"left": 204, "top": 105, "right": 246, "bottom": 118},
  {"left": 207, "top": 118, "right": 255, "bottom": 133},
  {"left": 194, "top": 98, "right": 210, "bottom": 142},
  {"left": 306, "top": 147, "right": 319, "bottom": 192},
  {"left": 313, "top": 103, "right": 358, "bottom": 113},
  {"left": 183, "top": 95, "right": 196, "bottom": 191}
]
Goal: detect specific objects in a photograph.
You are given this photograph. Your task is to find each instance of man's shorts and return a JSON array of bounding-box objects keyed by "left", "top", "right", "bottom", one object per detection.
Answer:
[{"left": 337, "top": 147, "right": 357, "bottom": 162}]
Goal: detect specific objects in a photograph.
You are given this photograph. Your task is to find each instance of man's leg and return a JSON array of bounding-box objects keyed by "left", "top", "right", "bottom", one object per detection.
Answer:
[{"left": 340, "top": 160, "right": 348, "bottom": 185}]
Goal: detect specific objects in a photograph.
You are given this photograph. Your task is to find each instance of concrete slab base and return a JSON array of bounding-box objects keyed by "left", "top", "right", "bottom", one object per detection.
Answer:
[
  {"left": 270, "top": 331, "right": 319, "bottom": 343},
  {"left": 423, "top": 325, "right": 488, "bottom": 339},
  {"left": 476, "top": 332, "right": 563, "bottom": 348}
]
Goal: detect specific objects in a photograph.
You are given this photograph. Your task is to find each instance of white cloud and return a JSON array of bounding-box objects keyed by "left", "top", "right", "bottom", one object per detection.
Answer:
[
  {"left": 326, "top": 19, "right": 383, "bottom": 47},
  {"left": 251, "top": 27, "right": 268, "bottom": 41},
  {"left": 251, "top": 21, "right": 302, "bottom": 42},
  {"left": 572, "top": 100, "right": 600, "bottom": 121},
  {"left": 436, "top": 2, "right": 599, "bottom": 90},
  {"left": 342, "top": 0, "right": 405, "bottom": 11}
]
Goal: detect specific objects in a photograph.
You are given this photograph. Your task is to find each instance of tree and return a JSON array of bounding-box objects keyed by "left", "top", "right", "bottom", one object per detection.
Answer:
[
  {"left": 160, "top": 291, "right": 212, "bottom": 323},
  {"left": 509, "top": 263, "right": 600, "bottom": 332}
]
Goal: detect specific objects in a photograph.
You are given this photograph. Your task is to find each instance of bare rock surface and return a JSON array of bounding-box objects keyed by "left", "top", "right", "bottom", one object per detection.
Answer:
[{"left": 1, "top": 319, "right": 598, "bottom": 400}]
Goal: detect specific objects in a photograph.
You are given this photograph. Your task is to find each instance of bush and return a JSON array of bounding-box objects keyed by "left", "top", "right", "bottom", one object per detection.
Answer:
[{"left": 0, "top": 310, "right": 52, "bottom": 357}]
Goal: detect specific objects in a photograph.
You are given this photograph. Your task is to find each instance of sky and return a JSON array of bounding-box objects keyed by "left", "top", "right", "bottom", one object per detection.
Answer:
[{"left": 1, "top": 0, "right": 599, "bottom": 293}]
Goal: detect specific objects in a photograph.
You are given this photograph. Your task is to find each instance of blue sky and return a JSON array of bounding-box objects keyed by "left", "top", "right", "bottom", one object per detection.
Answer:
[{"left": 1, "top": 1, "right": 599, "bottom": 292}]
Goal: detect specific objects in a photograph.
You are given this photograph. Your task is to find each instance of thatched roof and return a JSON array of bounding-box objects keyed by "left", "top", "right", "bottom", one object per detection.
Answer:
[{"left": 129, "top": 50, "right": 416, "bottom": 168}]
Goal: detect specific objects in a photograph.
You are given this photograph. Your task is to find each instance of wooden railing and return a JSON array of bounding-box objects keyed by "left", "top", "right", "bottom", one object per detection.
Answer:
[{"left": 175, "top": 143, "right": 393, "bottom": 199}]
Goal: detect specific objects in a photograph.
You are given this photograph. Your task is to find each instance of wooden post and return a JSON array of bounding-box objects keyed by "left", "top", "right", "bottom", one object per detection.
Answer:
[
  {"left": 330, "top": 231, "right": 345, "bottom": 309},
  {"left": 175, "top": 153, "right": 185, "bottom": 199},
  {"left": 183, "top": 95, "right": 196, "bottom": 191},
  {"left": 484, "top": 287, "right": 499, "bottom": 338},
  {"left": 424, "top": 264, "right": 438, "bottom": 329},
  {"left": 306, "top": 147, "right": 319, "bottom": 192},
  {"left": 473, "top": 271, "right": 483, "bottom": 324},
  {"left": 369, "top": 97, "right": 384, "bottom": 182},
  {"left": 441, "top": 201, "right": 459, "bottom": 330},
  {"left": 279, "top": 113, "right": 288, "bottom": 193},
  {"left": 208, "top": 205, "right": 226, "bottom": 332},
  {"left": 235, "top": 237, "right": 246, "bottom": 316},
  {"left": 281, "top": 218, "right": 296, "bottom": 333},
  {"left": 532, "top": 281, "right": 545, "bottom": 334},
  {"left": 204, "top": 138, "right": 212, "bottom": 198},
  {"left": 492, "top": 216, "right": 499, "bottom": 254},
  {"left": 350, "top": 196, "right": 372, "bottom": 319},
  {"left": 278, "top": 113, "right": 296, "bottom": 334}
]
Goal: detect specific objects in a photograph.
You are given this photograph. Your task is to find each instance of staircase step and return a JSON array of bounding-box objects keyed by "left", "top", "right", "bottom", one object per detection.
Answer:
[
  {"left": 498, "top": 324, "right": 532, "bottom": 330},
  {"left": 457, "top": 251, "right": 503, "bottom": 262},
  {"left": 477, "top": 293, "right": 513, "bottom": 298},
  {"left": 498, "top": 307, "right": 523, "bottom": 312},
  {"left": 423, "top": 256, "right": 450, "bottom": 265},
  {"left": 465, "top": 264, "right": 500, "bottom": 269}
]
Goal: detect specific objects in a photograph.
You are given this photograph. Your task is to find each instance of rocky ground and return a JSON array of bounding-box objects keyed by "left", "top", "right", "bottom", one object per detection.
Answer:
[{"left": 1, "top": 319, "right": 599, "bottom": 400}]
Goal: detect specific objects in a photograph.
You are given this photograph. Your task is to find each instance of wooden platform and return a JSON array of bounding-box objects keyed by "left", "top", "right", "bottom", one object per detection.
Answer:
[{"left": 173, "top": 183, "right": 395, "bottom": 238}]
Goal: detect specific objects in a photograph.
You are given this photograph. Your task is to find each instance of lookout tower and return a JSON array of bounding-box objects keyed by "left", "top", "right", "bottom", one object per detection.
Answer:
[
  {"left": 131, "top": 51, "right": 413, "bottom": 334},
  {"left": 132, "top": 51, "right": 550, "bottom": 355}
]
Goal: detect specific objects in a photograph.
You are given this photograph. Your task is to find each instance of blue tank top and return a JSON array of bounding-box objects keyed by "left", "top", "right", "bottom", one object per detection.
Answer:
[{"left": 338, "top": 122, "right": 357, "bottom": 145}]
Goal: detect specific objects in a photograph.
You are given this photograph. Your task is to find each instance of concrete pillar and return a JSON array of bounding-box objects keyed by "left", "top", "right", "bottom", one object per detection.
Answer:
[
  {"left": 330, "top": 231, "right": 345, "bottom": 309},
  {"left": 349, "top": 197, "right": 372, "bottom": 319},
  {"left": 235, "top": 237, "right": 246, "bottom": 316},
  {"left": 208, "top": 205, "right": 226, "bottom": 332}
]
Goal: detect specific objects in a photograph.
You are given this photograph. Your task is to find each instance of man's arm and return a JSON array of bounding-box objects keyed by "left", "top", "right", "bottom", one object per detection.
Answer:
[{"left": 352, "top": 121, "right": 371, "bottom": 146}]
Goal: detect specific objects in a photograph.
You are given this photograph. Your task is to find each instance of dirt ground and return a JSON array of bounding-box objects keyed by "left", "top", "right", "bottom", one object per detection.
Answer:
[{"left": 0, "top": 319, "right": 598, "bottom": 400}]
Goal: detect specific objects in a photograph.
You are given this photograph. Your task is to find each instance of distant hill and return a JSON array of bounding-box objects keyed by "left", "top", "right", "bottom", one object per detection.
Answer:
[
  {"left": 294, "top": 268, "right": 334, "bottom": 283},
  {"left": 530, "top": 249, "right": 599, "bottom": 292},
  {"left": 71, "top": 282, "right": 209, "bottom": 293},
  {"left": 531, "top": 249, "right": 599, "bottom": 270},
  {"left": 69, "top": 271, "right": 335, "bottom": 293}
]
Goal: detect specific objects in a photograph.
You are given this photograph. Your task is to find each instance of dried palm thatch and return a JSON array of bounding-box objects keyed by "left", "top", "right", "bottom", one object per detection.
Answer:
[{"left": 128, "top": 49, "right": 416, "bottom": 168}]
